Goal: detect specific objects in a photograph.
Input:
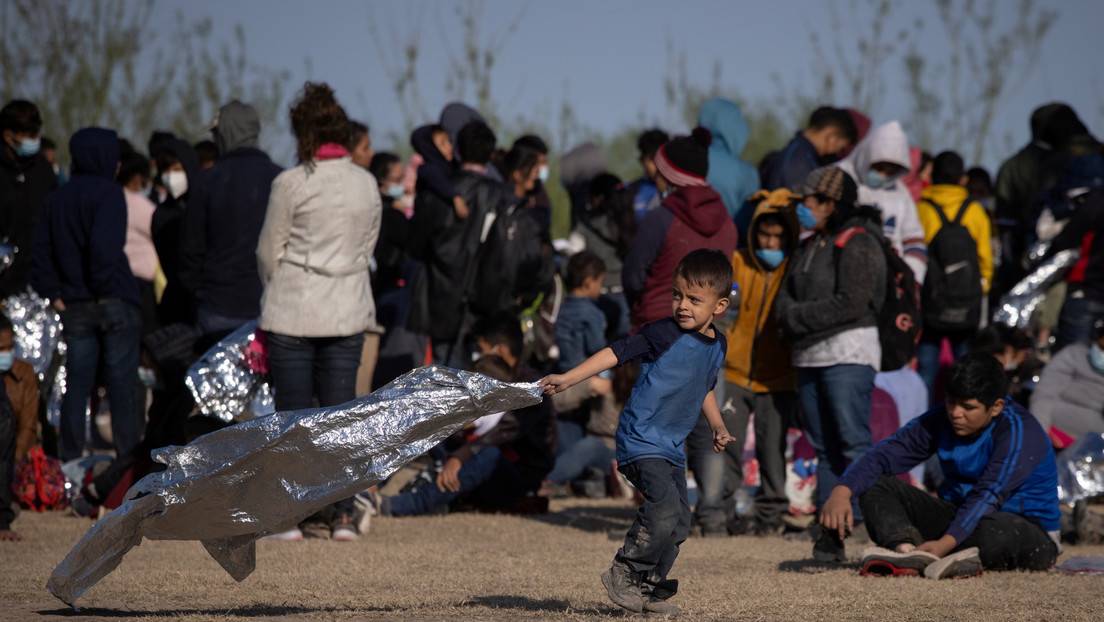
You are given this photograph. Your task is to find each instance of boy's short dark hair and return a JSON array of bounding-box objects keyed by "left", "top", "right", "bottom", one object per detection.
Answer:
[
  {"left": 513, "top": 134, "right": 548, "bottom": 155},
  {"left": 0, "top": 100, "right": 42, "bottom": 134},
  {"left": 969, "top": 324, "right": 1031, "bottom": 357},
  {"left": 807, "top": 106, "right": 858, "bottom": 144},
  {"left": 472, "top": 312, "right": 524, "bottom": 362},
  {"left": 637, "top": 129, "right": 669, "bottom": 160},
  {"left": 457, "top": 121, "right": 496, "bottom": 165},
  {"left": 932, "top": 151, "right": 966, "bottom": 185},
  {"left": 565, "top": 251, "right": 607, "bottom": 291},
  {"left": 194, "top": 139, "right": 218, "bottom": 164},
  {"left": 0, "top": 313, "right": 13, "bottom": 335},
  {"left": 945, "top": 352, "right": 1010, "bottom": 409},
  {"left": 756, "top": 212, "right": 787, "bottom": 231},
  {"left": 473, "top": 354, "right": 515, "bottom": 383},
  {"left": 117, "top": 151, "right": 151, "bottom": 186},
  {"left": 674, "top": 249, "right": 733, "bottom": 298},
  {"left": 368, "top": 151, "right": 400, "bottom": 185}
]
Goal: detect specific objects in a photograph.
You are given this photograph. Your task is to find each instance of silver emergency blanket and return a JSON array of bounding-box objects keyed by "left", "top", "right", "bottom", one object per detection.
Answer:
[
  {"left": 993, "top": 249, "right": 1079, "bottom": 329},
  {"left": 1057, "top": 433, "right": 1104, "bottom": 506},
  {"left": 4, "top": 288, "right": 62, "bottom": 376},
  {"left": 185, "top": 321, "right": 274, "bottom": 423},
  {"left": 47, "top": 366, "right": 543, "bottom": 604}
]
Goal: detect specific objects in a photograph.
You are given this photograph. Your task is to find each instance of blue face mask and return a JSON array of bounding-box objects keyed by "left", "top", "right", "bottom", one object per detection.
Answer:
[
  {"left": 796, "top": 204, "right": 818, "bottom": 229},
  {"left": 15, "top": 137, "right": 40, "bottom": 158},
  {"left": 386, "top": 183, "right": 405, "bottom": 199},
  {"left": 864, "top": 169, "right": 890, "bottom": 190},
  {"left": 0, "top": 351, "right": 13, "bottom": 372},
  {"left": 1091, "top": 343, "right": 1104, "bottom": 374},
  {"left": 755, "top": 248, "right": 785, "bottom": 269}
]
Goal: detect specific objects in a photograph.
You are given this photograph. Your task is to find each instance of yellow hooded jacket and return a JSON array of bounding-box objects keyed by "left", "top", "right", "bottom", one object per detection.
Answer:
[
  {"left": 918, "top": 184, "right": 993, "bottom": 293},
  {"left": 724, "top": 189, "right": 800, "bottom": 393}
]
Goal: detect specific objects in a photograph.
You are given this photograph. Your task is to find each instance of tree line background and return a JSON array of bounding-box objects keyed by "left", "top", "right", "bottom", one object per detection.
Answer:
[{"left": 0, "top": 0, "right": 1071, "bottom": 239}]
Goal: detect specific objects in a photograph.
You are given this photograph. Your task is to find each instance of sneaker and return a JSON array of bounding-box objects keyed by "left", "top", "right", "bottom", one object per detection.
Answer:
[
  {"left": 643, "top": 597, "right": 681, "bottom": 616},
  {"left": 812, "top": 527, "right": 847, "bottom": 563},
  {"left": 859, "top": 547, "right": 939, "bottom": 577},
  {"left": 301, "top": 520, "right": 331, "bottom": 540},
  {"left": 331, "top": 515, "right": 360, "bottom": 542},
  {"left": 601, "top": 561, "right": 645, "bottom": 613},
  {"left": 924, "top": 547, "right": 982, "bottom": 580},
  {"left": 261, "top": 527, "right": 304, "bottom": 542}
]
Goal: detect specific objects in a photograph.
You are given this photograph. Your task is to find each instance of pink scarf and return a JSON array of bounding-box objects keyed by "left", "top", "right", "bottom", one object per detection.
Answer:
[{"left": 315, "top": 143, "right": 349, "bottom": 160}]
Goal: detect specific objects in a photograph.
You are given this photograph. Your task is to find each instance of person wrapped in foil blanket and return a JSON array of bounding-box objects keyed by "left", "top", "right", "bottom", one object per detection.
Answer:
[{"left": 47, "top": 365, "right": 543, "bottom": 605}]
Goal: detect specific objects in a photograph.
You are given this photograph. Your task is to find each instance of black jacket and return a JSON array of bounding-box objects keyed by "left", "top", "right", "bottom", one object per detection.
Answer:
[
  {"left": 407, "top": 170, "right": 510, "bottom": 342},
  {"left": 152, "top": 138, "right": 201, "bottom": 325},
  {"left": 31, "top": 128, "right": 137, "bottom": 306},
  {"left": 0, "top": 147, "right": 56, "bottom": 297},
  {"left": 1044, "top": 188, "right": 1104, "bottom": 302},
  {"left": 372, "top": 198, "right": 410, "bottom": 295},
  {"left": 179, "top": 147, "right": 281, "bottom": 319},
  {"left": 776, "top": 205, "right": 887, "bottom": 352}
]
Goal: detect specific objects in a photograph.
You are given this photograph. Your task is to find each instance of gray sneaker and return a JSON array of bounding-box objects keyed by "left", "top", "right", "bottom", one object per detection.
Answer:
[
  {"left": 601, "top": 561, "right": 644, "bottom": 613},
  {"left": 924, "top": 547, "right": 982, "bottom": 580},
  {"left": 644, "top": 597, "right": 681, "bottom": 616}
]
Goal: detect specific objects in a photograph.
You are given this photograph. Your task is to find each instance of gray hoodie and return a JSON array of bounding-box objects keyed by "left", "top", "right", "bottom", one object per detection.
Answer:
[{"left": 213, "top": 100, "right": 261, "bottom": 154}]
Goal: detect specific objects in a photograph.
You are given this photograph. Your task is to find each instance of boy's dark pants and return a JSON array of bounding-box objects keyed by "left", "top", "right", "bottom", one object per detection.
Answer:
[
  {"left": 616, "top": 458, "right": 691, "bottom": 583},
  {"left": 860, "top": 476, "right": 1058, "bottom": 571}
]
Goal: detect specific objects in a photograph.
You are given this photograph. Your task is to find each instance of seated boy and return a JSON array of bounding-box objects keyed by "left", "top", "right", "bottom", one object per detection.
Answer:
[
  {"left": 820, "top": 353, "right": 1060, "bottom": 579},
  {"left": 380, "top": 314, "right": 554, "bottom": 516},
  {"left": 1, "top": 314, "right": 40, "bottom": 542},
  {"left": 541, "top": 249, "right": 736, "bottom": 615}
]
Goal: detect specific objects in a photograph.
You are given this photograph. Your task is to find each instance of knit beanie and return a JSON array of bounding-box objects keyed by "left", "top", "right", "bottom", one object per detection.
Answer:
[{"left": 654, "top": 128, "right": 711, "bottom": 188}]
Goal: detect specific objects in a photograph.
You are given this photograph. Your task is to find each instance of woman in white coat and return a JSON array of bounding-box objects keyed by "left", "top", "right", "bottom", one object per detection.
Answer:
[{"left": 256, "top": 82, "right": 382, "bottom": 541}]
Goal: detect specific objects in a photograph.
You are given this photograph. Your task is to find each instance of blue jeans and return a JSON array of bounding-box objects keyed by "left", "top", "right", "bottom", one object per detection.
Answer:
[
  {"left": 797, "top": 364, "right": 875, "bottom": 516},
  {"left": 388, "top": 446, "right": 519, "bottom": 516},
  {"left": 616, "top": 458, "right": 691, "bottom": 582},
  {"left": 546, "top": 435, "right": 615, "bottom": 484},
  {"left": 59, "top": 300, "right": 143, "bottom": 462},
  {"left": 196, "top": 306, "right": 251, "bottom": 336},
  {"left": 1055, "top": 294, "right": 1104, "bottom": 353},
  {"left": 685, "top": 384, "right": 751, "bottom": 532},
  {"left": 916, "top": 330, "right": 972, "bottom": 399},
  {"left": 266, "top": 333, "right": 364, "bottom": 412}
]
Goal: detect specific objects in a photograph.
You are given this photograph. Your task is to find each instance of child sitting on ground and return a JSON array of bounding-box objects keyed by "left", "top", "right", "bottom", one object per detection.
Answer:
[
  {"left": 540, "top": 249, "right": 736, "bottom": 615},
  {"left": 821, "top": 352, "right": 1060, "bottom": 579}
]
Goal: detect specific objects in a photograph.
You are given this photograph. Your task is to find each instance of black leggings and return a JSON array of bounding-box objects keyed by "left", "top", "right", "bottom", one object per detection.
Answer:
[{"left": 859, "top": 476, "right": 1057, "bottom": 571}]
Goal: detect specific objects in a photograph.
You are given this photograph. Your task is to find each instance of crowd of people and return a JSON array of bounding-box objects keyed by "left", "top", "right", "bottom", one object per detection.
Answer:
[{"left": 1, "top": 82, "right": 1103, "bottom": 610}]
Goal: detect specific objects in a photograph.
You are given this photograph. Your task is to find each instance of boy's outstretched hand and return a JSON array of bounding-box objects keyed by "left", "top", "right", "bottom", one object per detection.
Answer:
[
  {"left": 712, "top": 428, "right": 735, "bottom": 453},
  {"left": 539, "top": 374, "right": 569, "bottom": 395},
  {"left": 820, "top": 485, "right": 854, "bottom": 540}
]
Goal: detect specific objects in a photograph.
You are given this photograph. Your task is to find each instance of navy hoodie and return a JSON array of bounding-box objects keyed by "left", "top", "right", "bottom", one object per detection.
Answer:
[{"left": 32, "top": 128, "right": 138, "bottom": 306}]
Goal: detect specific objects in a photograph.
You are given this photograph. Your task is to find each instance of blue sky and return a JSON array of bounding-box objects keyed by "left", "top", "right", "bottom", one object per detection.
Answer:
[{"left": 153, "top": 0, "right": 1104, "bottom": 170}]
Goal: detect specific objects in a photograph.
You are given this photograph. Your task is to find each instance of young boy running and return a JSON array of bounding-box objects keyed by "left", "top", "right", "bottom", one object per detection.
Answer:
[{"left": 541, "top": 249, "right": 736, "bottom": 615}]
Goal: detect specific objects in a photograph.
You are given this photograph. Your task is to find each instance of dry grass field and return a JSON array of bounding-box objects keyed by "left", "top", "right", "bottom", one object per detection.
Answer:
[{"left": 2, "top": 498, "right": 1101, "bottom": 621}]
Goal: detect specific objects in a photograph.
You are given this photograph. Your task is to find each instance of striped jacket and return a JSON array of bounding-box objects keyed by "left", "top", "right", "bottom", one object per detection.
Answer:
[{"left": 840, "top": 399, "right": 1059, "bottom": 542}]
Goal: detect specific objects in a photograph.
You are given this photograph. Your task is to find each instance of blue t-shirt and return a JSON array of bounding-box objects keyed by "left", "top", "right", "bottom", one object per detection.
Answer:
[{"left": 611, "top": 318, "right": 727, "bottom": 467}]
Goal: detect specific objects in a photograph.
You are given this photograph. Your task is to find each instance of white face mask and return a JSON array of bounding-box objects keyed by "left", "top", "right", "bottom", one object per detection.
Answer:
[{"left": 162, "top": 170, "right": 188, "bottom": 200}]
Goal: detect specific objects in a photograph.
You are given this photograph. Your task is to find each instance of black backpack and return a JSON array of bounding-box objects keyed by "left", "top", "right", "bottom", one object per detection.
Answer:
[
  {"left": 835, "top": 227, "right": 922, "bottom": 371},
  {"left": 921, "top": 198, "right": 982, "bottom": 332},
  {"left": 469, "top": 200, "right": 553, "bottom": 317}
]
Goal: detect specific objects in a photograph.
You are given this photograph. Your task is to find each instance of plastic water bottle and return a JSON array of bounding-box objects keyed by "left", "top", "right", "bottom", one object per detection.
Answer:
[{"left": 715, "top": 282, "right": 741, "bottom": 332}]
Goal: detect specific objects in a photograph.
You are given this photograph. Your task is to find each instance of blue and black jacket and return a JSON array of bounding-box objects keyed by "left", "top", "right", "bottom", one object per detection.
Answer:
[{"left": 840, "top": 399, "right": 1060, "bottom": 542}]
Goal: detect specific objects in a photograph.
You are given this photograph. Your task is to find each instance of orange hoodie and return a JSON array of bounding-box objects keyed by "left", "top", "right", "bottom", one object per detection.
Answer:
[{"left": 724, "top": 190, "right": 800, "bottom": 393}]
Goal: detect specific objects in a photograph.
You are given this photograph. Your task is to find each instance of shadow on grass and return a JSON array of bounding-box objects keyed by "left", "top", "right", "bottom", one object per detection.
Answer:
[
  {"left": 37, "top": 603, "right": 398, "bottom": 618},
  {"left": 777, "top": 559, "right": 861, "bottom": 574},
  {"left": 529, "top": 505, "right": 636, "bottom": 534},
  {"left": 466, "top": 595, "right": 625, "bottom": 616}
]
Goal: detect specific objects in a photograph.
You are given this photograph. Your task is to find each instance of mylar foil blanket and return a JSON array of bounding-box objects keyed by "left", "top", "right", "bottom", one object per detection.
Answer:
[
  {"left": 993, "top": 249, "right": 1079, "bottom": 329},
  {"left": 1057, "top": 433, "right": 1104, "bottom": 506},
  {"left": 47, "top": 366, "right": 543, "bottom": 605},
  {"left": 185, "top": 321, "right": 274, "bottom": 423},
  {"left": 3, "top": 288, "right": 62, "bottom": 376}
]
